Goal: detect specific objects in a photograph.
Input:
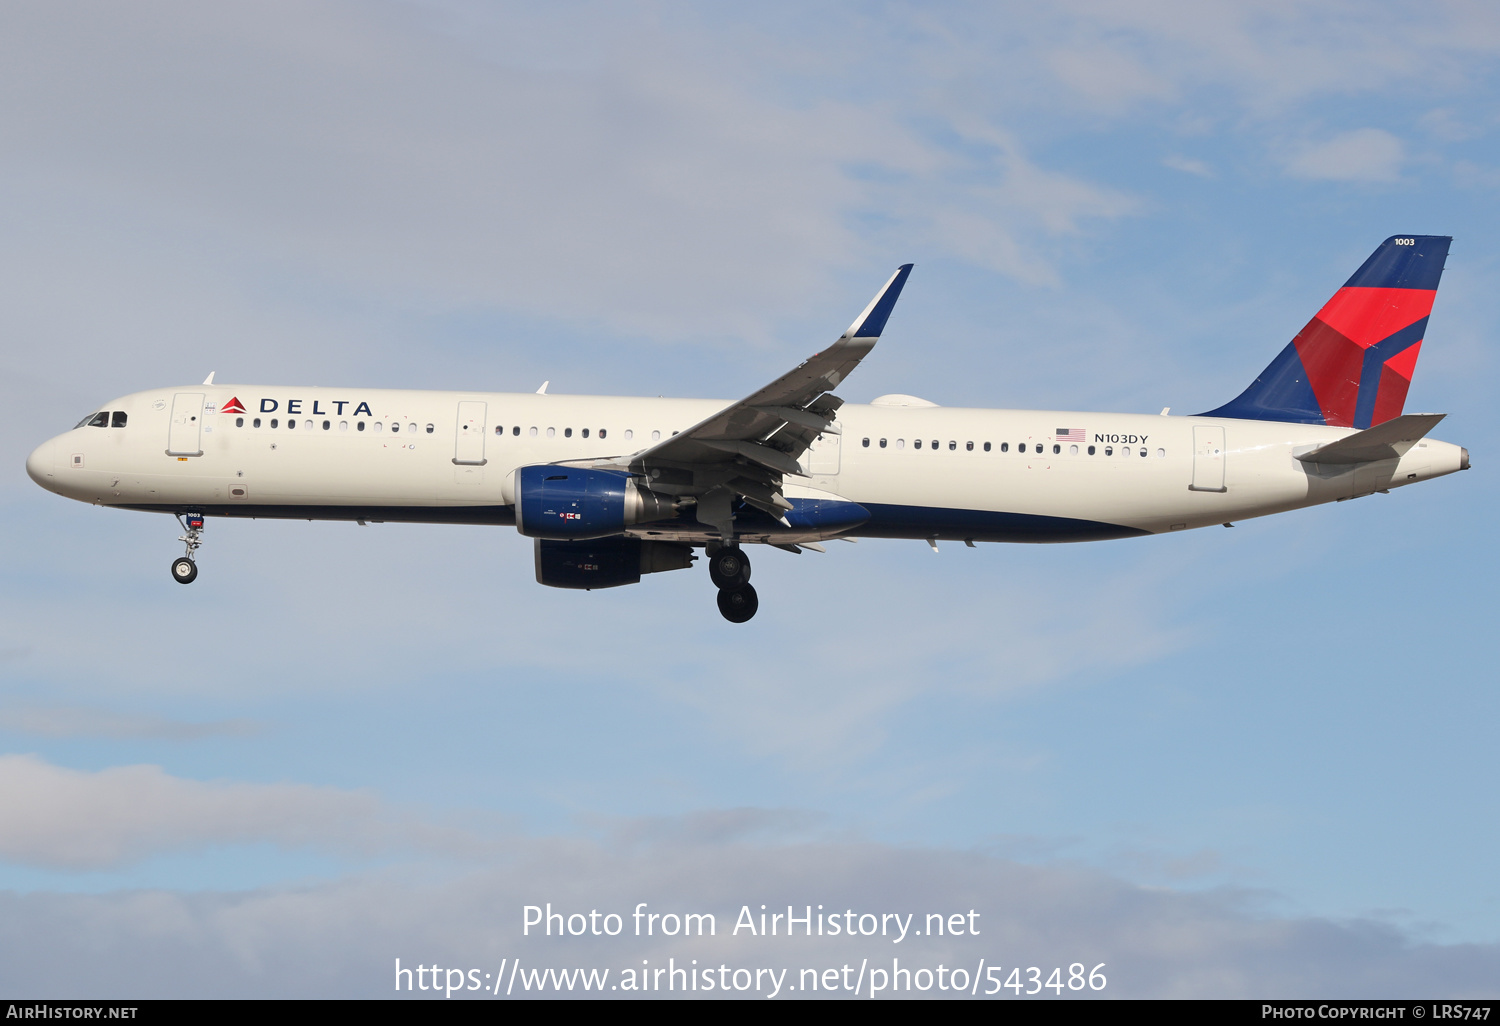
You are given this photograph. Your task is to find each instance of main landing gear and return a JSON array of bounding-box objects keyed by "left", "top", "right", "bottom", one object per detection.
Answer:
[
  {"left": 171, "top": 513, "right": 204, "bottom": 584},
  {"left": 709, "top": 545, "right": 757, "bottom": 623}
]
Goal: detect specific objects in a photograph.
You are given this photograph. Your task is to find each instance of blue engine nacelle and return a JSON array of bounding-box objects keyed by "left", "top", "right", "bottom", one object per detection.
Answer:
[
  {"left": 510, "top": 466, "right": 676, "bottom": 540},
  {"left": 534, "top": 537, "right": 695, "bottom": 589}
]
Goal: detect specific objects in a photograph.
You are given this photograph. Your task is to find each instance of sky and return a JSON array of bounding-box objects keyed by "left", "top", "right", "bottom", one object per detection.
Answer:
[{"left": 1, "top": 0, "right": 1498, "bottom": 999}]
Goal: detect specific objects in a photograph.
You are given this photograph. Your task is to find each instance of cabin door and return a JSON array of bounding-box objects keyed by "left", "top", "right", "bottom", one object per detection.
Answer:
[
  {"left": 166, "top": 393, "right": 205, "bottom": 456},
  {"left": 454, "top": 402, "right": 487, "bottom": 465},
  {"left": 1190, "top": 425, "right": 1226, "bottom": 492},
  {"left": 806, "top": 431, "right": 841, "bottom": 476}
]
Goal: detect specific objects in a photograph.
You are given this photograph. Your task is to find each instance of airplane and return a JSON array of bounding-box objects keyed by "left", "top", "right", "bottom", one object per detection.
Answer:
[{"left": 25, "top": 235, "right": 1468, "bottom": 623}]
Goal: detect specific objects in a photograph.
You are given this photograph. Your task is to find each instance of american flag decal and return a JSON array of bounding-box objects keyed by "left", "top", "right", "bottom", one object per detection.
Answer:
[{"left": 1056, "top": 428, "right": 1086, "bottom": 443}]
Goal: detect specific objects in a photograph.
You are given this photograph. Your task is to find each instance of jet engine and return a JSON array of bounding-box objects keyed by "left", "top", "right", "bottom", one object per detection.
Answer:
[
  {"left": 508, "top": 466, "right": 677, "bottom": 540},
  {"left": 534, "top": 537, "right": 695, "bottom": 590}
]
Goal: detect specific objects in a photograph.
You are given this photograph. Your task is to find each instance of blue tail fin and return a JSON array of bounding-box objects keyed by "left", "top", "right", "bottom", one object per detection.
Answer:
[{"left": 1201, "top": 236, "right": 1450, "bottom": 428}]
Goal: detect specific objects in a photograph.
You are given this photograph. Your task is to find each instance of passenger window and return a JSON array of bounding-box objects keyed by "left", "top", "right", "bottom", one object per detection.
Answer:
[
  {"left": 1087, "top": 445, "right": 1095, "bottom": 455},
  {"left": 254, "top": 418, "right": 262, "bottom": 428},
  {"left": 357, "top": 421, "right": 365, "bottom": 432},
  {"left": 564, "top": 428, "right": 572, "bottom": 438},
  {"left": 896, "top": 439, "right": 905, "bottom": 449},
  {"left": 235, "top": 417, "right": 244, "bottom": 428},
  {"left": 288, "top": 419, "right": 297, "bottom": 430},
  {"left": 529, "top": 427, "right": 538, "bottom": 437},
  {"left": 599, "top": 429, "right": 607, "bottom": 439},
  {"left": 305, "top": 420, "right": 313, "bottom": 430},
  {"left": 1104, "top": 445, "right": 1112, "bottom": 455},
  {"left": 624, "top": 429, "right": 633, "bottom": 440},
  {"left": 879, "top": 438, "right": 887, "bottom": 448},
  {"left": 88, "top": 412, "right": 109, "bottom": 428},
  {"left": 271, "top": 418, "right": 280, "bottom": 428},
  {"left": 948, "top": 440, "right": 956, "bottom": 451},
  {"left": 1157, "top": 448, "right": 1165, "bottom": 458},
  {"left": 426, "top": 424, "right": 434, "bottom": 434},
  {"left": 339, "top": 421, "right": 348, "bottom": 431},
  {"left": 1053, "top": 444, "right": 1060, "bottom": 454},
  {"left": 581, "top": 428, "right": 589, "bottom": 438},
  {"left": 1139, "top": 448, "right": 1147, "bottom": 457},
  {"left": 1069, "top": 444, "right": 1078, "bottom": 455},
  {"left": 966, "top": 441, "right": 973, "bottom": 451},
  {"left": 392, "top": 422, "right": 401, "bottom": 433},
  {"left": 546, "top": 427, "right": 555, "bottom": 438},
  {"left": 494, "top": 425, "right": 502, "bottom": 435},
  {"left": 986, "top": 442, "right": 994, "bottom": 452},
  {"left": 323, "top": 420, "right": 331, "bottom": 431},
  {"left": 512, "top": 426, "right": 520, "bottom": 436},
  {"left": 112, "top": 411, "right": 128, "bottom": 428},
  {"left": 373, "top": 422, "right": 382, "bottom": 433},
  {"left": 1017, "top": 443, "right": 1026, "bottom": 453},
  {"left": 931, "top": 440, "right": 938, "bottom": 450},
  {"left": 651, "top": 430, "right": 661, "bottom": 441},
  {"left": 862, "top": 437, "right": 870, "bottom": 447},
  {"left": 914, "top": 439, "right": 922, "bottom": 449}
]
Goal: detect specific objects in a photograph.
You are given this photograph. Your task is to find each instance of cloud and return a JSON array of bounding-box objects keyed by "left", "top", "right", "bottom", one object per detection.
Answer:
[
  {"left": 1, "top": 826, "right": 1497, "bottom": 997},
  {"left": 1163, "top": 155, "right": 1214, "bottom": 177},
  {"left": 653, "top": 556, "right": 1186, "bottom": 766},
  {"left": 0, "top": 0, "right": 1140, "bottom": 348},
  {"left": 0, "top": 755, "right": 491, "bottom": 868},
  {"left": 0, "top": 707, "right": 262, "bottom": 740},
  {"left": 1047, "top": 46, "right": 1177, "bottom": 110},
  {"left": 1018, "top": 2, "right": 1500, "bottom": 115},
  {"left": 1285, "top": 128, "right": 1406, "bottom": 182}
]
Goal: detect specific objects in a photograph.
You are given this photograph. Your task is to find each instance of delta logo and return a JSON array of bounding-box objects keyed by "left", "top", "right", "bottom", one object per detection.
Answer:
[{"left": 221, "top": 396, "right": 247, "bottom": 415}]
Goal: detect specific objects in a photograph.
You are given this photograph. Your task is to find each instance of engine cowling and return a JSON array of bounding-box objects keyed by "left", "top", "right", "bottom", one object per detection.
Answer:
[
  {"left": 510, "top": 466, "right": 676, "bottom": 540},
  {"left": 534, "top": 538, "right": 695, "bottom": 590}
]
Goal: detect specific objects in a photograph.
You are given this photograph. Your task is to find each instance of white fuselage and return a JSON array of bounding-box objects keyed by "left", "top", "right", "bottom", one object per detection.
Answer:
[{"left": 26, "top": 384, "right": 1467, "bottom": 543}]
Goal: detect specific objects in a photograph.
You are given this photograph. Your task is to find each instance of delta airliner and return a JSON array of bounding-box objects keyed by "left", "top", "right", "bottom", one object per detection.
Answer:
[{"left": 25, "top": 236, "right": 1468, "bottom": 621}]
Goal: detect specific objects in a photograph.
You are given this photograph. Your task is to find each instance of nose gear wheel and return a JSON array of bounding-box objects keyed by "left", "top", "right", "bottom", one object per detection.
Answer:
[{"left": 171, "top": 513, "right": 205, "bottom": 585}]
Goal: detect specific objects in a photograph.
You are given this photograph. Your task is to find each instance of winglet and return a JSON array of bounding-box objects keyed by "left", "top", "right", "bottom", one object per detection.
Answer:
[
  {"left": 536, "top": 380, "right": 549, "bottom": 395},
  {"left": 203, "top": 371, "right": 215, "bottom": 385},
  {"left": 843, "top": 264, "right": 914, "bottom": 340}
]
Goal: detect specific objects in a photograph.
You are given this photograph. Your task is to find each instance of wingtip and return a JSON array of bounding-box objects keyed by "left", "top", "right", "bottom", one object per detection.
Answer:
[{"left": 845, "top": 263, "right": 915, "bottom": 339}]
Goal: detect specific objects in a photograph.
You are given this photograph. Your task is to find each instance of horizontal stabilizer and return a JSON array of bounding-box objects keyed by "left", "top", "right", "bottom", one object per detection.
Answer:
[{"left": 1296, "top": 413, "right": 1445, "bottom": 465}]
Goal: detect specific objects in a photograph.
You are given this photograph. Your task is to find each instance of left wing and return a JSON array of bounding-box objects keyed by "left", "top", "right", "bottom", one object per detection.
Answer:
[{"left": 592, "top": 264, "right": 913, "bottom": 536}]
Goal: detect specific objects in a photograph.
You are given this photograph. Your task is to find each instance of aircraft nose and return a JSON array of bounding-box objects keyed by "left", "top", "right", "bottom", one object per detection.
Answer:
[{"left": 25, "top": 438, "right": 57, "bottom": 489}]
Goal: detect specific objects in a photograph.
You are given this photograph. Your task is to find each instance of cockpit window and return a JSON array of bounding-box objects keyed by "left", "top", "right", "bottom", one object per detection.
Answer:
[
  {"left": 111, "top": 411, "right": 127, "bottom": 428},
  {"left": 86, "top": 412, "right": 109, "bottom": 428}
]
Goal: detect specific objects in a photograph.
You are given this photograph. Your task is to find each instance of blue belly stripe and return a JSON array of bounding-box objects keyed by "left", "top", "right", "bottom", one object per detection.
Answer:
[{"left": 855, "top": 503, "right": 1147, "bottom": 542}]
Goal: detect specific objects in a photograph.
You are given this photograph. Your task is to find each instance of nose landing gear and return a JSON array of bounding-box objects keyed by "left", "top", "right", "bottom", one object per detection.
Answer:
[
  {"left": 709, "top": 545, "right": 757, "bottom": 623},
  {"left": 171, "top": 513, "right": 204, "bottom": 584}
]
